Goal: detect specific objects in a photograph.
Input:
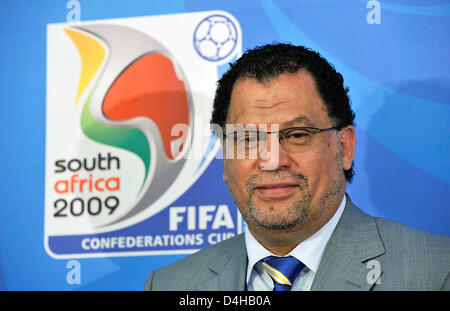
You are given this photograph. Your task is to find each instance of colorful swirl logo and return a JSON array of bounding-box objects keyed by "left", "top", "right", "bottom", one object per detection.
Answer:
[{"left": 64, "top": 24, "right": 193, "bottom": 227}]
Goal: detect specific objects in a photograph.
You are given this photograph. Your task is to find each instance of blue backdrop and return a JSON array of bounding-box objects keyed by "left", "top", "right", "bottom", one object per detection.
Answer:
[{"left": 0, "top": 0, "right": 449, "bottom": 290}]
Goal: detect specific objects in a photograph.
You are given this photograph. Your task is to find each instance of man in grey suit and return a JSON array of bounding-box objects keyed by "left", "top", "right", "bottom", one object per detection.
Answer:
[{"left": 144, "top": 43, "right": 450, "bottom": 291}]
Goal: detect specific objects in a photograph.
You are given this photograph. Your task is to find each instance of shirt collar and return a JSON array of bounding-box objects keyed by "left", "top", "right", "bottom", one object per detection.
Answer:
[{"left": 245, "top": 195, "right": 346, "bottom": 282}]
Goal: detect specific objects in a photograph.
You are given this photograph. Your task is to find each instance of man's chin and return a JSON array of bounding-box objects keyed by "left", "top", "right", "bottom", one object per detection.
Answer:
[
  {"left": 248, "top": 201, "right": 309, "bottom": 232},
  {"left": 250, "top": 192, "right": 308, "bottom": 211},
  {"left": 251, "top": 215, "right": 305, "bottom": 232}
]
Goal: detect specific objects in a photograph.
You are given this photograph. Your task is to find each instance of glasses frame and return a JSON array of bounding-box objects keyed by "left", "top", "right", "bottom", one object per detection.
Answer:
[{"left": 224, "top": 125, "right": 342, "bottom": 154}]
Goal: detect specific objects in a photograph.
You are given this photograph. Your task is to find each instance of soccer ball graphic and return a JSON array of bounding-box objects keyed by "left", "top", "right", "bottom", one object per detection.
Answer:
[{"left": 193, "top": 14, "right": 238, "bottom": 61}]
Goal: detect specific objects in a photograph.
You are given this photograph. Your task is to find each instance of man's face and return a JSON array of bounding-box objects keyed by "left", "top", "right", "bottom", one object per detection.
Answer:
[{"left": 223, "top": 70, "right": 355, "bottom": 239}]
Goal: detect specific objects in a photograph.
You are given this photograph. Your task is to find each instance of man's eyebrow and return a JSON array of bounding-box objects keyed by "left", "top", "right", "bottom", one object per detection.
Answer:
[
  {"left": 281, "top": 116, "right": 315, "bottom": 127},
  {"left": 224, "top": 115, "right": 315, "bottom": 129}
]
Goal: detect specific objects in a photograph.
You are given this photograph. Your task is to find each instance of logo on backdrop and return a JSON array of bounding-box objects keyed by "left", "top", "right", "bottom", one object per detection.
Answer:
[
  {"left": 193, "top": 14, "right": 238, "bottom": 61},
  {"left": 45, "top": 11, "right": 242, "bottom": 258}
]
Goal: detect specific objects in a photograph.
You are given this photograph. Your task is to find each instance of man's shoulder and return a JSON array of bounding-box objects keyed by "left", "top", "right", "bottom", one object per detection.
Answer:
[
  {"left": 343, "top": 197, "right": 450, "bottom": 253},
  {"left": 373, "top": 215, "right": 450, "bottom": 256},
  {"left": 144, "top": 233, "right": 245, "bottom": 291},
  {"left": 323, "top": 199, "right": 450, "bottom": 290},
  {"left": 155, "top": 233, "right": 245, "bottom": 272}
]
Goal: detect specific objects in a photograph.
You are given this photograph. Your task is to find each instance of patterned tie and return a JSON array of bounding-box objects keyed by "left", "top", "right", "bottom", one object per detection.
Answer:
[{"left": 261, "top": 256, "right": 305, "bottom": 291}]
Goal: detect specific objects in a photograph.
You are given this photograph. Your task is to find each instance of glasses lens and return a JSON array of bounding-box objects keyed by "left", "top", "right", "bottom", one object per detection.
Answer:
[
  {"left": 280, "top": 128, "right": 315, "bottom": 152},
  {"left": 225, "top": 130, "right": 266, "bottom": 159},
  {"left": 234, "top": 131, "right": 260, "bottom": 148}
]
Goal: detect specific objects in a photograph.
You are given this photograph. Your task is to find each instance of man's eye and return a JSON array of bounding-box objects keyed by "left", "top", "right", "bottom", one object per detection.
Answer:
[
  {"left": 242, "top": 136, "right": 258, "bottom": 144},
  {"left": 235, "top": 134, "right": 254, "bottom": 143},
  {"left": 290, "top": 132, "right": 307, "bottom": 138},
  {"left": 287, "top": 131, "right": 310, "bottom": 138},
  {"left": 283, "top": 130, "right": 312, "bottom": 143}
]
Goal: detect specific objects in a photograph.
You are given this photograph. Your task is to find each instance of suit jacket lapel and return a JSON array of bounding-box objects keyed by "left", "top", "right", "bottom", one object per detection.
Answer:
[
  {"left": 311, "top": 195, "right": 385, "bottom": 291},
  {"left": 192, "top": 234, "right": 247, "bottom": 291}
]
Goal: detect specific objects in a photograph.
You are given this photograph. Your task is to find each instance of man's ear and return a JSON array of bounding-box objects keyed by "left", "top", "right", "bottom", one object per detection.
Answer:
[
  {"left": 223, "top": 160, "right": 228, "bottom": 183},
  {"left": 221, "top": 139, "right": 228, "bottom": 182},
  {"left": 339, "top": 125, "right": 356, "bottom": 171}
]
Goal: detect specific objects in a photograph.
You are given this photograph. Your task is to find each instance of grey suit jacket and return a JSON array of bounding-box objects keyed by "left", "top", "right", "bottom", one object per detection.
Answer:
[{"left": 144, "top": 195, "right": 450, "bottom": 290}]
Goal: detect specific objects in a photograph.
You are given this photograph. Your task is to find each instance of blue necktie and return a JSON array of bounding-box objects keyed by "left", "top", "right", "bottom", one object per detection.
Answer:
[{"left": 261, "top": 256, "right": 305, "bottom": 291}]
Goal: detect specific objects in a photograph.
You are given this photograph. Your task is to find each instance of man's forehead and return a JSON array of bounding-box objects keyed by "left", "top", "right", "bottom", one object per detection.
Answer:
[{"left": 227, "top": 71, "right": 328, "bottom": 126}]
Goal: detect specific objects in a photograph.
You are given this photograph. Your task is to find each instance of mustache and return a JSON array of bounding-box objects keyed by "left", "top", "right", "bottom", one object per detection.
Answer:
[{"left": 246, "top": 171, "right": 309, "bottom": 191}]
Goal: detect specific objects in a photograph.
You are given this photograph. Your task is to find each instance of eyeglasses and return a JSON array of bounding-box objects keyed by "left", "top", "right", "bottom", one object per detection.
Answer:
[{"left": 224, "top": 126, "right": 341, "bottom": 155}]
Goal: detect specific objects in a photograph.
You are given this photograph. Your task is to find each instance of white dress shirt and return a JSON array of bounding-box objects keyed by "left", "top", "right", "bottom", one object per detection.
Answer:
[{"left": 245, "top": 195, "right": 346, "bottom": 291}]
